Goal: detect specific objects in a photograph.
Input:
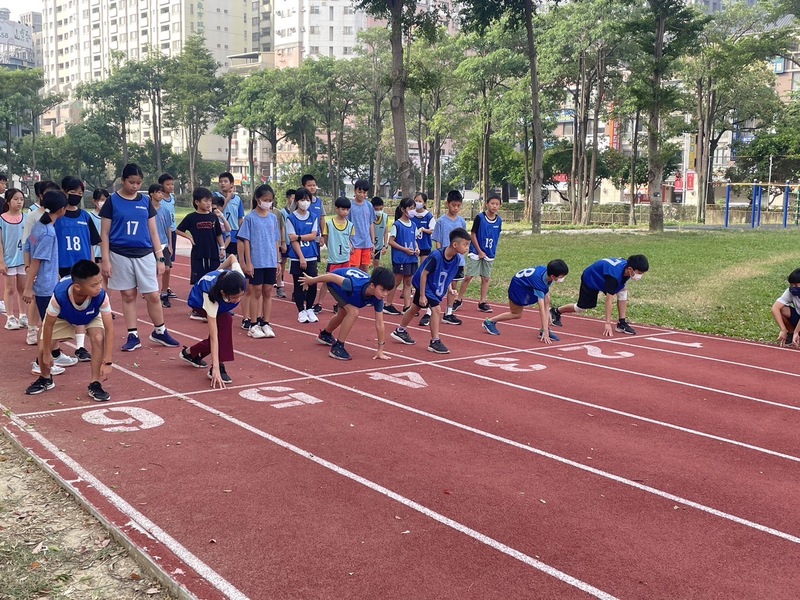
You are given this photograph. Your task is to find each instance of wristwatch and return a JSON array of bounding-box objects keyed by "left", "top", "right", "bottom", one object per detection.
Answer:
[{"left": 157, "top": 256, "right": 166, "bottom": 263}]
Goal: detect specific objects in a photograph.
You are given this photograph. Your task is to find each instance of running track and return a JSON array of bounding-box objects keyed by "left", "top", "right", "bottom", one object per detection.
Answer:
[{"left": 2, "top": 256, "right": 800, "bottom": 599}]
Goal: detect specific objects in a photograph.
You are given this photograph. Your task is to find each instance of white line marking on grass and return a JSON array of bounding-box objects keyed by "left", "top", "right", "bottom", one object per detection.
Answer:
[{"left": 1, "top": 411, "right": 250, "bottom": 600}]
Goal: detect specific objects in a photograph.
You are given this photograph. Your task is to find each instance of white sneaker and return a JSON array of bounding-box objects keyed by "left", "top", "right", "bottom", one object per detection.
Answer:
[
  {"left": 261, "top": 323, "right": 275, "bottom": 338},
  {"left": 0, "top": 300, "right": 5, "bottom": 313},
  {"left": 298, "top": 310, "right": 309, "bottom": 324},
  {"left": 26, "top": 327, "right": 39, "bottom": 345},
  {"left": 4, "top": 316, "right": 20, "bottom": 330},
  {"left": 19, "top": 314, "right": 28, "bottom": 327},
  {"left": 247, "top": 324, "right": 266, "bottom": 339},
  {"left": 305, "top": 309, "right": 319, "bottom": 323},
  {"left": 53, "top": 352, "right": 79, "bottom": 367},
  {"left": 31, "top": 361, "right": 65, "bottom": 376}
]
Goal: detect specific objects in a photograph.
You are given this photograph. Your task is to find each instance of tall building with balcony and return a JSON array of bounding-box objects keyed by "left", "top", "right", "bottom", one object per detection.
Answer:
[{"left": 0, "top": 8, "right": 36, "bottom": 70}]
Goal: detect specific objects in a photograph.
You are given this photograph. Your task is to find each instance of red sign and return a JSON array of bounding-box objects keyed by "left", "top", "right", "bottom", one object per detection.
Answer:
[
  {"left": 674, "top": 174, "right": 683, "bottom": 192},
  {"left": 686, "top": 171, "right": 695, "bottom": 192},
  {"left": 553, "top": 174, "right": 569, "bottom": 183}
]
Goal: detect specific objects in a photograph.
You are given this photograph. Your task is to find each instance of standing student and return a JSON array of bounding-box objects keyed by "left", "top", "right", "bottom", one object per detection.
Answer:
[
  {"left": 411, "top": 192, "right": 435, "bottom": 265},
  {"left": 299, "top": 266, "right": 395, "bottom": 361},
  {"left": 237, "top": 184, "right": 280, "bottom": 339},
  {"left": 22, "top": 190, "right": 77, "bottom": 375},
  {"left": 285, "top": 188, "right": 320, "bottom": 323},
  {"left": 316, "top": 196, "right": 355, "bottom": 312},
  {"left": 158, "top": 174, "right": 178, "bottom": 301},
  {"left": 456, "top": 193, "right": 503, "bottom": 314},
  {"left": 180, "top": 255, "right": 246, "bottom": 388},
  {"left": 275, "top": 189, "right": 294, "bottom": 300},
  {"left": 432, "top": 190, "right": 468, "bottom": 326},
  {"left": 99, "top": 163, "right": 180, "bottom": 352},
  {"left": 176, "top": 187, "right": 226, "bottom": 300},
  {"left": 149, "top": 184, "right": 174, "bottom": 309},
  {"left": 25, "top": 260, "right": 114, "bottom": 401},
  {"left": 482, "top": 260, "right": 569, "bottom": 343},
  {"left": 551, "top": 255, "right": 649, "bottom": 336},
  {"left": 390, "top": 228, "right": 471, "bottom": 354},
  {"left": 371, "top": 196, "right": 389, "bottom": 270},
  {"left": 349, "top": 179, "right": 375, "bottom": 271},
  {"left": 0, "top": 188, "right": 27, "bottom": 330},
  {"left": 301, "top": 174, "right": 326, "bottom": 233},
  {"left": 215, "top": 172, "right": 244, "bottom": 256},
  {"left": 382, "top": 197, "right": 418, "bottom": 316}
]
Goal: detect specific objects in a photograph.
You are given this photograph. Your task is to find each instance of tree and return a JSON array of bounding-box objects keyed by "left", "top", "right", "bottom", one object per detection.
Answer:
[
  {"left": 213, "top": 72, "right": 244, "bottom": 173},
  {"left": 164, "top": 35, "right": 221, "bottom": 190},
  {"left": 0, "top": 68, "right": 46, "bottom": 179},
  {"left": 131, "top": 50, "right": 175, "bottom": 175}
]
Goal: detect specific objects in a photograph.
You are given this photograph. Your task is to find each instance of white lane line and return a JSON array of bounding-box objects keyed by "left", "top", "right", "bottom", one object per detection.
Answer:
[{"left": 1, "top": 410, "right": 249, "bottom": 600}]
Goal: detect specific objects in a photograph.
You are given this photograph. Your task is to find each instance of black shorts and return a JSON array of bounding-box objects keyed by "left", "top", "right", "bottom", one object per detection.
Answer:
[
  {"left": 59, "top": 266, "right": 72, "bottom": 278},
  {"left": 289, "top": 259, "right": 318, "bottom": 277},
  {"left": 453, "top": 266, "right": 465, "bottom": 282},
  {"left": 576, "top": 277, "right": 602, "bottom": 310},
  {"left": 94, "top": 256, "right": 102, "bottom": 264},
  {"left": 225, "top": 240, "right": 238, "bottom": 256},
  {"left": 374, "top": 247, "right": 386, "bottom": 261},
  {"left": 163, "top": 247, "right": 174, "bottom": 268},
  {"left": 413, "top": 287, "right": 441, "bottom": 309},
  {"left": 190, "top": 256, "right": 221, "bottom": 284},
  {"left": 789, "top": 306, "right": 800, "bottom": 327},
  {"left": 419, "top": 249, "right": 431, "bottom": 257},
  {"left": 248, "top": 267, "right": 277, "bottom": 286},
  {"left": 393, "top": 262, "right": 416, "bottom": 276}
]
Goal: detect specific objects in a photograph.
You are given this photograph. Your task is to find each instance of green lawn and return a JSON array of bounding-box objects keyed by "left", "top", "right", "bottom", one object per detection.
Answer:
[{"left": 467, "top": 228, "right": 800, "bottom": 342}]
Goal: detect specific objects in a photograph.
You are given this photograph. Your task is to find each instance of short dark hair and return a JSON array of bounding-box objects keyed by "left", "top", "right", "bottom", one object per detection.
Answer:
[
  {"left": 285, "top": 188, "right": 296, "bottom": 198},
  {"left": 36, "top": 181, "right": 59, "bottom": 199},
  {"left": 788, "top": 269, "right": 800, "bottom": 284},
  {"left": 370, "top": 266, "right": 395, "bottom": 291},
  {"left": 354, "top": 179, "right": 370, "bottom": 192},
  {"left": 61, "top": 176, "right": 84, "bottom": 193},
  {"left": 158, "top": 173, "right": 174, "bottom": 184},
  {"left": 0, "top": 174, "right": 7, "bottom": 182},
  {"left": 301, "top": 174, "right": 316, "bottom": 186},
  {"left": 121, "top": 163, "right": 144, "bottom": 180},
  {"left": 93, "top": 188, "right": 109, "bottom": 202},
  {"left": 148, "top": 183, "right": 164, "bottom": 197},
  {"left": 627, "top": 254, "right": 649, "bottom": 273},
  {"left": 40, "top": 190, "right": 67, "bottom": 224},
  {"left": 193, "top": 187, "right": 213, "bottom": 207},
  {"left": 487, "top": 193, "right": 502, "bottom": 203},
  {"left": 370, "top": 196, "right": 384, "bottom": 207},
  {"left": 547, "top": 259, "right": 569, "bottom": 277},
  {"left": 211, "top": 194, "right": 225, "bottom": 207},
  {"left": 448, "top": 227, "right": 470, "bottom": 243},
  {"left": 446, "top": 190, "right": 463, "bottom": 203},
  {"left": 334, "top": 196, "right": 351, "bottom": 209},
  {"left": 294, "top": 188, "right": 312, "bottom": 203},
  {"left": 208, "top": 270, "right": 246, "bottom": 304},
  {"left": 219, "top": 172, "right": 234, "bottom": 184},
  {"left": 70, "top": 259, "right": 100, "bottom": 281}
]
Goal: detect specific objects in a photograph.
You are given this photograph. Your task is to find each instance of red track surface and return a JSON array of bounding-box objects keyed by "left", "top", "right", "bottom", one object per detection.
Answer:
[{"left": 2, "top": 256, "right": 800, "bottom": 599}]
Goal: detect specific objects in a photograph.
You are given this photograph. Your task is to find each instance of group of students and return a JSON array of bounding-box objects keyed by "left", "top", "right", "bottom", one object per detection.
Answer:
[{"left": 4, "top": 163, "right": 656, "bottom": 402}]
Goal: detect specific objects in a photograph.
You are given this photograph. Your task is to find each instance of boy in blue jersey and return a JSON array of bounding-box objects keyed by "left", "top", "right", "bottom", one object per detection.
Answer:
[
  {"left": 551, "top": 254, "right": 649, "bottom": 336},
  {"left": 302, "top": 174, "right": 327, "bottom": 234},
  {"left": 25, "top": 260, "right": 114, "bottom": 401},
  {"left": 483, "top": 260, "right": 569, "bottom": 343},
  {"left": 432, "top": 190, "right": 467, "bottom": 326},
  {"left": 157, "top": 174, "right": 178, "bottom": 302},
  {"left": 390, "top": 228, "right": 471, "bottom": 354},
  {"left": 456, "top": 193, "right": 503, "bottom": 313},
  {"left": 215, "top": 172, "right": 244, "bottom": 256},
  {"left": 299, "top": 266, "right": 395, "bottom": 361}
]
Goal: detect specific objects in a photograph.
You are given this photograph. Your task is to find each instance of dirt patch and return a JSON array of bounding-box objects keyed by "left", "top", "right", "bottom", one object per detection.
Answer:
[{"left": 0, "top": 431, "right": 176, "bottom": 600}]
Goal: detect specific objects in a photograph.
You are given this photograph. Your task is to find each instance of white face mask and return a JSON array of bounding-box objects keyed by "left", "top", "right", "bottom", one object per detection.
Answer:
[
  {"left": 556, "top": 276, "right": 566, "bottom": 283},
  {"left": 415, "top": 202, "right": 424, "bottom": 210},
  {"left": 96, "top": 201, "right": 105, "bottom": 210},
  {"left": 298, "top": 200, "right": 311, "bottom": 211},
  {"left": 631, "top": 273, "right": 643, "bottom": 281},
  {"left": 259, "top": 201, "right": 273, "bottom": 210}
]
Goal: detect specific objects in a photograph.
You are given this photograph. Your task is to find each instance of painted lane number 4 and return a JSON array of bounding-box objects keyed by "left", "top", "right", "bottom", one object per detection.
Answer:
[{"left": 239, "top": 386, "right": 324, "bottom": 409}]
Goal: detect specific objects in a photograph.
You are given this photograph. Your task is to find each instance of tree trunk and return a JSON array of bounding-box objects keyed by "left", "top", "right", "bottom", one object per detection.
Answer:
[
  {"left": 523, "top": 121, "right": 531, "bottom": 221},
  {"left": 481, "top": 111, "right": 491, "bottom": 201},
  {"left": 583, "top": 54, "right": 605, "bottom": 226},
  {"left": 152, "top": 90, "right": 163, "bottom": 174},
  {"left": 629, "top": 109, "right": 641, "bottom": 226},
  {"left": 326, "top": 124, "right": 335, "bottom": 198},
  {"left": 525, "top": 0, "right": 544, "bottom": 234},
  {"left": 433, "top": 133, "right": 441, "bottom": 217},
  {"left": 389, "top": 6, "right": 413, "bottom": 198},
  {"left": 121, "top": 117, "right": 129, "bottom": 166},
  {"left": 569, "top": 89, "right": 579, "bottom": 218},
  {"left": 248, "top": 132, "right": 255, "bottom": 194},
  {"left": 647, "top": 6, "right": 666, "bottom": 233},
  {"left": 31, "top": 122, "right": 37, "bottom": 174}
]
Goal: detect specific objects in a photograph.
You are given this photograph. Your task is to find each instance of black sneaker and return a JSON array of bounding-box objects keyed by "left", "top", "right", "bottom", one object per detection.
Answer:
[
  {"left": 75, "top": 347, "right": 92, "bottom": 362},
  {"left": 428, "top": 339, "right": 450, "bottom": 354},
  {"left": 419, "top": 314, "right": 431, "bottom": 327},
  {"left": 616, "top": 319, "right": 637, "bottom": 335},
  {"left": 166, "top": 288, "right": 178, "bottom": 299},
  {"left": 332, "top": 304, "right": 339, "bottom": 315},
  {"left": 88, "top": 380, "right": 111, "bottom": 402},
  {"left": 390, "top": 328, "right": 416, "bottom": 345},
  {"left": 477, "top": 302, "right": 493, "bottom": 313},
  {"left": 329, "top": 341, "right": 352, "bottom": 361},
  {"left": 25, "top": 376, "right": 54, "bottom": 395},
  {"left": 452, "top": 299, "right": 463, "bottom": 312},
  {"left": 241, "top": 318, "right": 252, "bottom": 330},
  {"left": 207, "top": 364, "right": 232, "bottom": 383},
  {"left": 160, "top": 293, "right": 172, "bottom": 309},
  {"left": 442, "top": 314, "right": 462, "bottom": 326},
  {"left": 550, "top": 307, "right": 563, "bottom": 327},
  {"left": 180, "top": 346, "right": 208, "bottom": 368},
  {"left": 312, "top": 303, "right": 323, "bottom": 314},
  {"left": 317, "top": 330, "right": 336, "bottom": 346},
  {"left": 383, "top": 305, "right": 401, "bottom": 316}
]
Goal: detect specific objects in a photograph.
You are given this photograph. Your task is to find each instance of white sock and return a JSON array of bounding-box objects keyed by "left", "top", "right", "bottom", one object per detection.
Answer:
[
  {"left": 426, "top": 308, "right": 432, "bottom": 316},
  {"left": 446, "top": 307, "right": 453, "bottom": 316},
  {"left": 75, "top": 333, "right": 85, "bottom": 348}
]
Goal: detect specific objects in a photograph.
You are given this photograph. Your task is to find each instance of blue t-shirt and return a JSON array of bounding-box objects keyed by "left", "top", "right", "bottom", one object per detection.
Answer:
[
  {"left": 411, "top": 210, "right": 435, "bottom": 253},
  {"left": 25, "top": 221, "right": 59, "bottom": 296},
  {"left": 187, "top": 268, "right": 243, "bottom": 314},
  {"left": 155, "top": 204, "right": 172, "bottom": 248},
  {"left": 215, "top": 192, "right": 245, "bottom": 242},
  {"left": 51, "top": 277, "right": 107, "bottom": 326},
  {"left": 432, "top": 214, "right": 467, "bottom": 267},
  {"left": 236, "top": 210, "right": 280, "bottom": 269},
  {"left": 582, "top": 258, "right": 629, "bottom": 295},
  {"left": 99, "top": 192, "right": 157, "bottom": 258},
  {"left": 390, "top": 219, "right": 418, "bottom": 265},
  {"left": 328, "top": 268, "right": 384, "bottom": 311},
  {"left": 285, "top": 212, "right": 319, "bottom": 261},
  {"left": 508, "top": 266, "right": 550, "bottom": 306},
  {"left": 469, "top": 212, "right": 502, "bottom": 260},
  {"left": 0, "top": 213, "right": 24, "bottom": 267},
  {"left": 55, "top": 209, "right": 98, "bottom": 269},
  {"left": 348, "top": 200, "right": 374, "bottom": 249},
  {"left": 161, "top": 193, "right": 177, "bottom": 232},
  {"left": 411, "top": 248, "right": 461, "bottom": 303}
]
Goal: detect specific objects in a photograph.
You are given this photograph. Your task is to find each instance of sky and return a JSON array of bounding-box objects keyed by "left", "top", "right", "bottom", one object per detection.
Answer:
[{"left": 4, "top": 0, "right": 43, "bottom": 21}]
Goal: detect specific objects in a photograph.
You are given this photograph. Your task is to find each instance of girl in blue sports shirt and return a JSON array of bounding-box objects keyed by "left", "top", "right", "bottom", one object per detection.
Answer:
[
  {"left": 286, "top": 188, "right": 320, "bottom": 324},
  {"left": 0, "top": 188, "right": 28, "bottom": 330},
  {"left": 383, "top": 197, "right": 418, "bottom": 316}
]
